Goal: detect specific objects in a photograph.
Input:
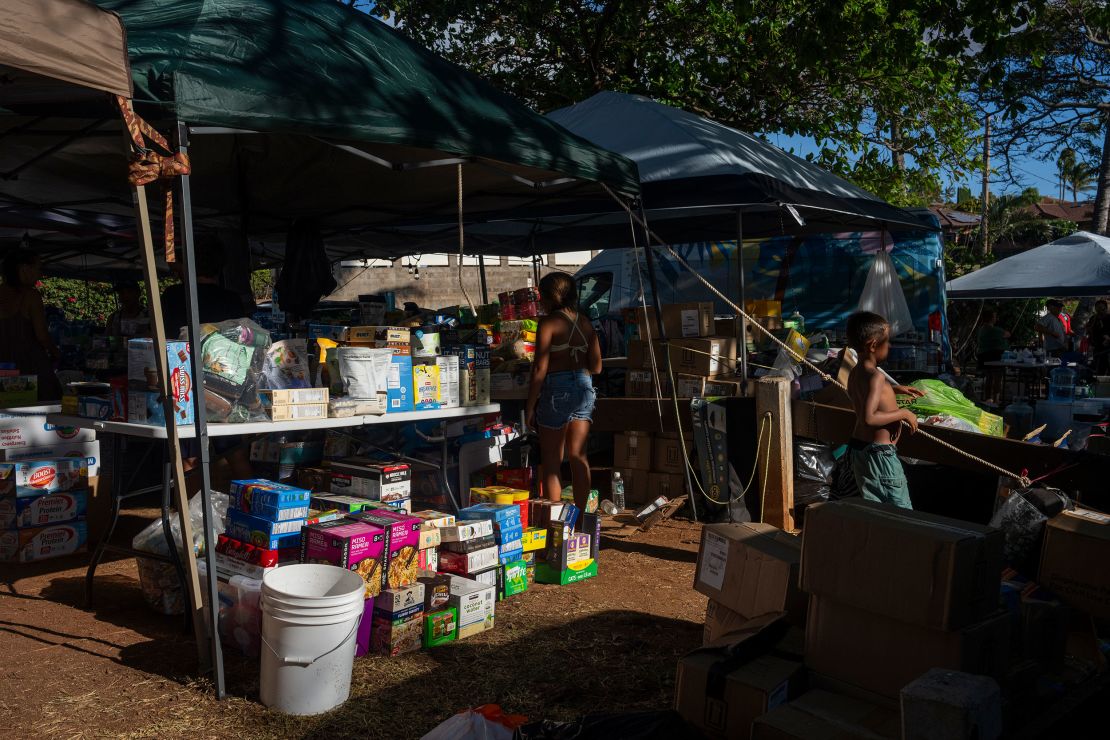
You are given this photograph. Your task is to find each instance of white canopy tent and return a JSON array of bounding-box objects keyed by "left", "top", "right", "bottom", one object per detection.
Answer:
[{"left": 947, "top": 231, "right": 1110, "bottom": 299}]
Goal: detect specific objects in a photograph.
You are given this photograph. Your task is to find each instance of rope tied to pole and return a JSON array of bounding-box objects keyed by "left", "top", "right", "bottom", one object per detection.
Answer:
[
  {"left": 599, "top": 184, "right": 1033, "bottom": 489},
  {"left": 116, "top": 96, "right": 190, "bottom": 263}
]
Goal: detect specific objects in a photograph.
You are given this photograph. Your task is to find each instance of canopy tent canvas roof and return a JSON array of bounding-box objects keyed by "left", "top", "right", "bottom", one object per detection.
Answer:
[
  {"left": 358, "top": 92, "right": 935, "bottom": 255},
  {"left": 0, "top": 0, "right": 639, "bottom": 273},
  {"left": 0, "top": 0, "right": 132, "bottom": 102},
  {"left": 946, "top": 231, "right": 1110, "bottom": 299}
]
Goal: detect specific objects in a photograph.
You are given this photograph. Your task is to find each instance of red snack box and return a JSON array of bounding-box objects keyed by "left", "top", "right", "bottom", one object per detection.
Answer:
[
  {"left": 300, "top": 519, "right": 387, "bottom": 598},
  {"left": 346, "top": 510, "right": 423, "bottom": 589},
  {"left": 216, "top": 533, "right": 280, "bottom": 568}
]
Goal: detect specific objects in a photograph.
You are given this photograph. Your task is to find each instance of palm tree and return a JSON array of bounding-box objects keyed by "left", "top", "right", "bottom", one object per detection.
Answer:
[
  {"left": 1063, "top": 160, "right": 1098, "bottom": 204},
  {"left": 1057, "top": 148, "right": 1077, "bottom": 201}
]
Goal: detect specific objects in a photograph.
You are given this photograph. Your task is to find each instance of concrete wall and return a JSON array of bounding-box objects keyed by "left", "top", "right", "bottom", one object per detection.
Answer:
[{"left": 328, "top": 252, "right": 598, "bottom": 309}]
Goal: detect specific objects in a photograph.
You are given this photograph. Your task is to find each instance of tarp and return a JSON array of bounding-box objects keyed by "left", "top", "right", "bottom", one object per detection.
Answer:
[
  {"left": 946, "top": 231, "right": 1110, "bottom": 299},
  {"left": 0, "top": 0, "right": 132, "bottom": 101},
  {"left": 362, "top": 92, "right": 935, "bottom": 255},
  {"left": 0, "top": 0, "right": 639, "bottom": 268}
]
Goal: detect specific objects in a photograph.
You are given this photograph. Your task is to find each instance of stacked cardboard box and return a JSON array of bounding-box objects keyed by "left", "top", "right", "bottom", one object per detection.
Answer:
[
  {"left": 0, "top": 458, "right": 90, "bottom": 562},
  {"left": 612, "top": 431, "right": 690, "bottom": 505},
  {"left": 800, "top": 501, "right": 1008, "bottom": 700}
]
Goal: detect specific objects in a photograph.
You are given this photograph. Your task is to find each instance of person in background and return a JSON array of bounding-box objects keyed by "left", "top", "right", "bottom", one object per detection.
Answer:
[
  {"left": 1034, "top": 299, "right": 1069, "bottom": 358},
  {"left": 160, "top": 235, "right": 253, "bottom": 338},
  {"left": 0, "top": 249, "right": 62, "bottom": 401},
  {"left": 845, "top": 311, "right": 923, "bottom": 510},
  {"left": 526, "top": 272, "right": 603, "bottom": 512},
  {"left": 106, "top": 282, "right": 149, "bottom": 338},
  {"left": 976, "top": 310, "right": 1009, "bottom": 404},
  {"left": 1087, "top": 299, "right": 1110, "bottom": 375}
]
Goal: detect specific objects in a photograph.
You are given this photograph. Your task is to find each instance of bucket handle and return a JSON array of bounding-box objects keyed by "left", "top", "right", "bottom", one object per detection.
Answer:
[{"left": 261, "top": 613, "right": 362, "bottom": 667}]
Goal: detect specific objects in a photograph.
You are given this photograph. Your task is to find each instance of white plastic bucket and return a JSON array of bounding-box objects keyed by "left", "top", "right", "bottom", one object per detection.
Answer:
[{"left": 259, "top": 564, "right": 365, "bottom": 715}]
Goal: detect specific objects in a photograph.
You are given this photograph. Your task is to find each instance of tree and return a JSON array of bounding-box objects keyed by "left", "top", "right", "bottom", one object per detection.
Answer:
[
  {"left": 1057, "top": 147, "right": 1077, "bottom": 200},
  {"left": 1063, "top": 159, "right": 1098, "bottom": 203},
  {"left": 978, "top": 0, "right": 1110, "bottom": 233},
  {"left": 370, "top": 1, "right": 1034, "bottom": 206}
]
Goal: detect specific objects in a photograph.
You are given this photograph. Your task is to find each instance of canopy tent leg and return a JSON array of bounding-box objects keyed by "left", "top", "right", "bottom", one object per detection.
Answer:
[
  {"left": 737, "top": 211, "right": 749, "bottom": 388},
  {"left": 638, "top": 206, "right": 699, "bottom": 523},
  {"left": 128, "top": 176, "right": 210, "bottom": 668},
  {"left": 479, "top": 254, "right": 490, "bottom": 304},
  {"left": 175, "top": 121, "right": 226, "bottom": 699}
]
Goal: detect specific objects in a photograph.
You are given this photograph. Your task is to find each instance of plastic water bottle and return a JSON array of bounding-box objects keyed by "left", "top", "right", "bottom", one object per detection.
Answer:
[{"left": 611, "top": 471, "right": 626, "bottom": 512}]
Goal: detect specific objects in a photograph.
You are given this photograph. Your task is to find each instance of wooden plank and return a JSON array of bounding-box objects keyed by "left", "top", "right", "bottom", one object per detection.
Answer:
[
  {"left": 131, "top": 184, "right": 210, "bottom": 667},
  {"left": 792, "top": 399, "right": 1105, "bottom": 503},
  {"left": 755, "top": 377, "right": 795, "bottom": 530}
]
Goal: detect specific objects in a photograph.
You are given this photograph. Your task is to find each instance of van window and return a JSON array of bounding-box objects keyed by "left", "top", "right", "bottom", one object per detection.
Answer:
[{"left": 576, "top": 272, "right": 613, "bottom": 320}]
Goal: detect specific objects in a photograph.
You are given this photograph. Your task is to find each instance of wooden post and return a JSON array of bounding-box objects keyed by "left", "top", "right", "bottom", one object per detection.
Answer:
[
  {"left": 131, "top": 184, "right": 210, "bottom": 666},
  {"left": 755, "top": 377, "right": 795, "bottom": 530}
]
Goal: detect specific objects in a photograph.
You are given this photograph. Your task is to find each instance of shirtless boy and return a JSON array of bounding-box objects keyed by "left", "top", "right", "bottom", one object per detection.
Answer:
[{"left": 845, "top": 311, "right": 923, "bottom": 509}]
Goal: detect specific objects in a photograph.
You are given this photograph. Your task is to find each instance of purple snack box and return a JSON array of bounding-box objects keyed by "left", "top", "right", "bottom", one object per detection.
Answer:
[
  {"left": 355, "top": 598, "right": 375, "bottom": 657},
  {"left": 346, "top": 509, "right": 422, "bottom": 590},
  {"left": 300, "top": 519, "right": 387, "bottom": 599}
]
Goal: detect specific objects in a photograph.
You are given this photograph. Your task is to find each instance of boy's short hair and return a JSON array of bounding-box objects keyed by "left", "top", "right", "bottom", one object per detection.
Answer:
[{"left": 847, "top": 311, "right": 889, "bottom": 350}]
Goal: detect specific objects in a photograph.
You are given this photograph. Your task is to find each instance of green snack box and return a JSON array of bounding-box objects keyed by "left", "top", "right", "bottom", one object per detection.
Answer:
[
  {"left": 499, "top": 560, "right": 529, "bottom": 600},
  {"left": 536, "top": 558, "right": 598, "bottom": 585},
  {"left": 423, "top": 607, "right": 458, "bottom": 647}
]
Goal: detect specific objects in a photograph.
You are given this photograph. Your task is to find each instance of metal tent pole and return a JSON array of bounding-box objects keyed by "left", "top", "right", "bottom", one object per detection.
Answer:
[
  {"left": 174, "top": 121, "right": 226, "bottom": 698},
  {"left": 737, "top": 211, "right": 749, "bottom": 387},
  {"left": 478, "top": 254, "right": 490, "bottom": 304},
  {"left": 638, "top": 204, "right": 698, "bottom": 523}
]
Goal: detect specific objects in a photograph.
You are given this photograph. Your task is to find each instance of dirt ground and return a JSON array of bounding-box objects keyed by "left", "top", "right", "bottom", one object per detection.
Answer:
[{"left": 0, "top": 508, "right": 707, "bottom": 739}]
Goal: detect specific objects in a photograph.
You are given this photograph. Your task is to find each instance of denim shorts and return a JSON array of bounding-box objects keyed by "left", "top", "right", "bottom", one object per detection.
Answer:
[
  {"left": 848, "top": 439, "right": 912, "bottom": 509},
  {"left": 536, "top": 370, "right": 596, "bottom": 429}
]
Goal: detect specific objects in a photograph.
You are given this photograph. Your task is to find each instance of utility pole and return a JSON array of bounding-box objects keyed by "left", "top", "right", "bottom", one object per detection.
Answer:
[{"left": 980, "top": 115, "right": 991, "bottom": 255}]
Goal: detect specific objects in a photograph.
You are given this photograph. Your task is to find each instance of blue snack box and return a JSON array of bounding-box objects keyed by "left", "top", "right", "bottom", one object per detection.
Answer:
[
  {"left": 494, "top": 522, "right": 524, "bottom": 545},
  {"left": 459, "top": 503, "right": 521, "bottom": 527},
  {"left": 230, "top": 479, "right": 312, "bottom": 517},
  {"left": 387, "top": 354, "right": 415, "bottom": 413},
  {"left": 227, "top": 509, "right": 305, "bottom": 550}
]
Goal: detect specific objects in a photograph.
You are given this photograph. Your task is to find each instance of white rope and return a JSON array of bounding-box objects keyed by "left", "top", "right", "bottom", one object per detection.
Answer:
[{"left": 600, "top": 184, "right": 1032, "bottom": 488}]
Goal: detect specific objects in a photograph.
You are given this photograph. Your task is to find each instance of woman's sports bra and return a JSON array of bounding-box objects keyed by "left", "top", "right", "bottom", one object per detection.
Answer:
[{"left": 550, "top": 310, "right": 589, "bottom": 361}]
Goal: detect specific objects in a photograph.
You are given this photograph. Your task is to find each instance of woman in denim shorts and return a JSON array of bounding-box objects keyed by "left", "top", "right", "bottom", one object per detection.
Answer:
[{"left": 526, "top": 272, "right": 602, "bottom": 511}]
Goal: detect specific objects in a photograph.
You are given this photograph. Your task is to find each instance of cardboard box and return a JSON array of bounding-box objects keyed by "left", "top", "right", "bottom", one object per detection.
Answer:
[
  {"left": 652, "top": 434, "right": 687, "bottom": 475},
  {"left": 300, "top": 519, "right": 387, "bottom": 598},
  {"left": 0, "top": 518, "right": 88, "bottom": 562},
  {"left": 436, "top": 355, "right": 460, "bottom": 408},
  {"left": 457, "top": 617, "right": 496, "bottom": 639},
  {"left": 800, "top": 500, "right": 1005, "bottom": 630},
  {"left": 329, "top": 460, "right": 411, "bottom": 502},
  {"left": 0, "top": 489, "right": 87, "bottom": 529},
  {"left": 343, "top": 326, "right": 410, "bottom": 346},
  {"left": 499, "top": 560, "right": 529, "bottom": 599},
  {"left": 694, "top": 523, "right": 805, "bottom": 623},
  {"left": 345, "top": 509, "right": 422, "bottom": 589},
  {"left": 676, "top": 374, "right": 743, "bottom": 398},
  {"left": 439, "top": 545, "right": 499, "bottom": 575},
  {"left": 648, "top": 471, "right": 686, "bottom": 500},
  {"left": 386, "top": 354, "right": 414, "bottom": 413},
  {"left": 442, "top": 533, "right": 497, "bottom": 554},
  {"left": 473, "top": 565, "right": 499, "bottom": 588},
  {"left": 371, "top": 606, "right": 423, "bottom": 656},
  {"left": 230, "top": 479, "right": 311, "bottom": 515},
  {"left": 536, "top": 525, "right": 597, "bottom": 585},
  {"left": 752, "top": 690, "right": 899, "bottom": 740},
  {"left": 259, "top": 388, "right": 329, "bottom": 406},
  {"left": 805, "top": 597, "right": 1010, "bottom": 700},
  {"left": 662, "top": 302, "right": 715, "bottom": 338},
  {"left": 522, "top": 526, "right": 547, "bottom": 552},
  {"left": 227, "top": 509, "right": 305, "bottom": 550},
  {"left": 459, "top": 503, "right": 522, "bottom": 528},
  {"left": 614, "top": 431, "right": 653, "bottom": 471},
  {"left": 423, "top": 607, "right": 458, "bottom": 647},
  {"left": 625, "top": 369, "right": 658, "bottom": 398},
  {"left": 664, "top": 337, "right": 737, "bottom": 378},
  {"left": 714, "top": 317, "right": 739, "bottom": 338},
  {"left": 268, "top": 402, "right": 328, "bottom": 421},
  {"left": 0, "top": 459, "right": 88, "bottom": 498},
  {"left": 308, "top": 493, "right": 373, "bottom": 515},
  {"left": 418, "top": 572, "right": 453, "bottom": 611},
  {"left": 412, "top": 362, "right": 441, "bottom": 410},
  {"left": 674, "top": 649, "right": 803, "bottom": 739},
  {"left": 440, "top": 520, "right": 495, "bottom": 542},
  {"left": 0, "top": 407, "right": 96, "bottom": 450},
  {"left": 622, "top": 306, "right": 657, "bottom": 342},
  {"left": 0, "top": 440, "right": 101, "bottom": 478},
  {"left": 375, "top": 583, "right": 425, "bottom": 615},
  {"left": 615, "top": 467, "right": 650, "bottom": 505},
  {"left": 417, "top": 546, "right": 438, "bottom": 571},
  {"left": 448, "top": 574, "right": 496, "bottom": 629},
  {"left": 1039, "top": 508, "right": 1110, "bottom": 618}
]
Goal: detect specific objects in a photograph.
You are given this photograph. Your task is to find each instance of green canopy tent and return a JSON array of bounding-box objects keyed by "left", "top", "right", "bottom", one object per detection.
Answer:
[
  {"left": 0, "top": 0, "right": 639, "bottom": 266},
  {"left": 0, "top": 0, "right": 639, "bottom": 699}
]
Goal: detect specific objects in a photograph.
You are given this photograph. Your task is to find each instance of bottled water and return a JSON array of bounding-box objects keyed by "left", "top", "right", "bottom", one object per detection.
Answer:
[{"left": 612, "top": 471, "right": 626, "bottom": 511}]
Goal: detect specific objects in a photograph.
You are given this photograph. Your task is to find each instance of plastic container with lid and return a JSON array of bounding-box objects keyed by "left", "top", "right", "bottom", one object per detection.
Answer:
[{"left": 1049, "top": 366, "right": 1077, "bottom": 401}]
